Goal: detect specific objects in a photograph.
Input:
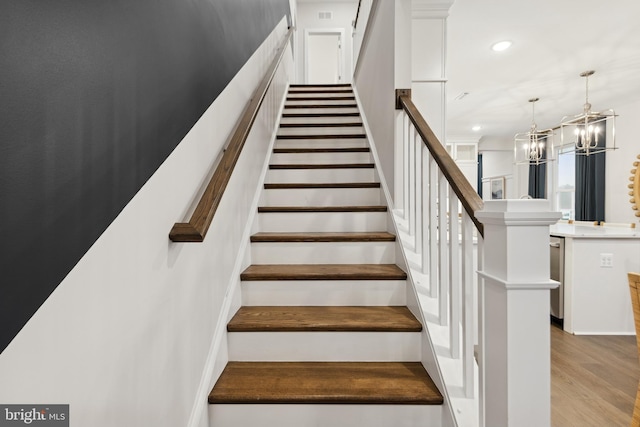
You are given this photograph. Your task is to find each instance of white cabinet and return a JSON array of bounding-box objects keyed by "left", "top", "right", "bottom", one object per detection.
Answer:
[{"left": 446, "top": 142, "right": 478, "bottom": 191}]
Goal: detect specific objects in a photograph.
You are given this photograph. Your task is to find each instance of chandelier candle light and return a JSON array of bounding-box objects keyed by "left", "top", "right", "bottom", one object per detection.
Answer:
[
  {"left": 560, "top": 70, "right": 617, "bottom": 156},
  {"left": 514, "top": 97, "right": 554, "bottom": 165}
]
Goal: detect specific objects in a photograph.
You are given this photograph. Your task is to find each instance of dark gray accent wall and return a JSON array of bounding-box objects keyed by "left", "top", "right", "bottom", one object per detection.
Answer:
[{"left": 0, "top": 0, "right": 290, "bottom": 353}]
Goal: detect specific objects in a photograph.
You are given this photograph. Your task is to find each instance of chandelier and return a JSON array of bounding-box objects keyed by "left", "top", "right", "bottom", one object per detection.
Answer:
[
  {"left": 560, "top": 70, "right": 617, "bottom": 156},
  {"left": 514, "top": 98, "right": 554, "bottom": 165}
]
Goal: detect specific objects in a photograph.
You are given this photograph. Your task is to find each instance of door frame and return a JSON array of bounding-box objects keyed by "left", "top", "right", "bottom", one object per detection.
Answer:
[{"left": 304, "top": 28, "right": 346, "bottom": 84}]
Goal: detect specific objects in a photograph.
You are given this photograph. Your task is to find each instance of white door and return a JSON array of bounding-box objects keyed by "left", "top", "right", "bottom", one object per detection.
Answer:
[{"left": 306, "top": 32, "right": 342, "bottom": 84}]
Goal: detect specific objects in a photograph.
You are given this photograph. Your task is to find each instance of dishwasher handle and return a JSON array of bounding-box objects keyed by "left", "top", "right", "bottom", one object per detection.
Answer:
[{"left": 549, "top": 242, "right": 561, "bottom": 248}]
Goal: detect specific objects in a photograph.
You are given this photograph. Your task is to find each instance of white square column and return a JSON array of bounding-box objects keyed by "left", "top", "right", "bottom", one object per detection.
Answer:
[{"left": 475, "top": 200, "right": 561, "bottom": 427}]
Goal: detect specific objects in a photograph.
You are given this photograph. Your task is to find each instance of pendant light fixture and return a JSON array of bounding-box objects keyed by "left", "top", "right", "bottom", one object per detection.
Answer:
[
  {"left": 560, "top": 70, "right": 617, "bottom": 156},
  {"left": 514, "top": 98, "right": 554, "bottom": 165}
]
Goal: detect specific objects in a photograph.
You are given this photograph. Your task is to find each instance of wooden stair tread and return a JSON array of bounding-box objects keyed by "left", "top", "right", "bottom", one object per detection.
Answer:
[
  {"left": 250, "top": 232, "right": 395, "bottom": 242},
  {"left": 257, "top": 206, "right": 388, "bottom": 213},
  {"left": 276, "top": 134, "right": 366, "bottom": 140},
  {"left": 286, "top": 96, "right": 356, "bottom": 101},
  {"left": 273, "top": 147, "right": 369, "bottom": 153},
  {"left": 209, "top": 362, "right": 442, "bottom": 404},
  {"left": 227, "top": 306, "right": 421, "bottom": 332},
  {"left": 269, "top": 163, "right": 374, "bottom": 169},
  {"left": 240, "top": 263, "right": 405, "bottom": 281},
  {"left": 264, "top": 182, "right": 380, "bottom": 189}
]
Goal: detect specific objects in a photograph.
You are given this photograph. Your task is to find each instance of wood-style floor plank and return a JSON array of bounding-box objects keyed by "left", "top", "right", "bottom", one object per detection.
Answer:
[
  {"left": 209, "top": 362, "right": 442, "bottom": 404},
  {"left": 227, "top": 306, "right": 422, "bottom": 332},
  {"left": 551, "top": 325, "right": 639, "bottom": 427},
  {"left": 240, "top": 263, "right": 406, "bottom": 281}
]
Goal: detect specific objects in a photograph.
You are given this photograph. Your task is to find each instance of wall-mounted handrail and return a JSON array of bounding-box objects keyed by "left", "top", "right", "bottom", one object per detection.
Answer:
[
  {"left": 353, "top": 0, "right": 362, "bottom": 28},
  {"left": 170, "top": 27, "right": 293, "bottom": 242},
  {"left": 398, "top": 94, "right": 484, "bottom": 237}
]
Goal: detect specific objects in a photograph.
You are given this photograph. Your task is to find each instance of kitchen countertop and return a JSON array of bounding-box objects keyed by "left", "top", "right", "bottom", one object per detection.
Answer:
[{"left": 550, "top": 223, "right": 640, "bottom": 239}]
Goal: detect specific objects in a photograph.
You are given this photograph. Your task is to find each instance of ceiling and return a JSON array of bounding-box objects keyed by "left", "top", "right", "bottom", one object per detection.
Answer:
[{"left": 446, "top": 0, "right": 640, "bottom": 148}]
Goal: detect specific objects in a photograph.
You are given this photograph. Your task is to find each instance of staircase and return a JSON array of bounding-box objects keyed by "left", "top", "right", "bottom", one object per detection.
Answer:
[{"left": 208, "top": 84, "right": 444, "bottom": 426}]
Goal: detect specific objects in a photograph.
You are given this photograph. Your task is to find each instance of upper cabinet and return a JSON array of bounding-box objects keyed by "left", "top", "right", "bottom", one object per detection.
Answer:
[{"left": 446, "top": 141, "right": 478, "bottom": 191}]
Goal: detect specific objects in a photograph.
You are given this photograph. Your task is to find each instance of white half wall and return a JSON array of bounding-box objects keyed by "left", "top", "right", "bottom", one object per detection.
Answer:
[
  {"left": 353, "top": 0, "right": 395, "bottom": 203},
  {"left": 0, "top": 18, "right": 292, "bottom": 427}
]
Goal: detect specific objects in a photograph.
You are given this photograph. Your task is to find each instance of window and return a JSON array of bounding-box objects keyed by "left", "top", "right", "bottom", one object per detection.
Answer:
[{"left": 556, "top": 147, "right": 575, "bottom": 220}]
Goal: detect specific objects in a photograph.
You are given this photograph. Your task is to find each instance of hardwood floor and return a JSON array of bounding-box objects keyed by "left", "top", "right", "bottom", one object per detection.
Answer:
[{"left": 551, "top": 325, "right": 639, "bottom": 426}]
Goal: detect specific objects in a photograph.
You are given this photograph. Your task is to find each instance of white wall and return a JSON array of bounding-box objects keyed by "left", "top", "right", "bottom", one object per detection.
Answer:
[
  {"left": 0, "top": 19, "right": 292, "bottom": 427},
  {"left": 605, "top": 98, "right": 640, "bottom": 224},
  {"left": 353, "top": 0, "right": 395, "bottom": 201},
  {"left": 295, "top": 1, "right": 358, "bottom": 84},
  {"left": 480, "top": 150, "right": 519, "bottom": 199}
]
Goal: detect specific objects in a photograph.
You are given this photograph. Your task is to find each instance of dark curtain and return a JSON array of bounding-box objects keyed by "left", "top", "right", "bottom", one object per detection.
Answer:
[
  {"left": 575, "top": 126, "right": 606, "bottom": 221},
  {"left": 528, "top": 162, "right": 546, "bottom": 198},
  {"left": 477, "top": 153, "right": 483, "bottom": 198},
  {"left": 528, "top": 149, "right": 546, "bottom": 198}
]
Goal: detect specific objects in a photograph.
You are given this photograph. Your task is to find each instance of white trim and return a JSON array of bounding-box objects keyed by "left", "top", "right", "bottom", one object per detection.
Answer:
[
  {"left": 478, "top": 271, "right": 559, "bottom": 290},
  {"left": 304, "top": 28, "right": 346, "bottom": 84}
]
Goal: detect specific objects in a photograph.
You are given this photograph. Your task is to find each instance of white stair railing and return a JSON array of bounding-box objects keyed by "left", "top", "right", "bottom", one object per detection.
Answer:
[
  {"left": 396, "top": 91, "right": 483, "bottom": 401},
  {"left": 395, "top": 91, "right": 559, "bottom": 427}
]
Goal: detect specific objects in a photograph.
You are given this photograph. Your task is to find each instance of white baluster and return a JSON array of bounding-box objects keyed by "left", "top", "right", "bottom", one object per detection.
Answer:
[
  {"left": 438, "top": 169, "right": 449, "bottom": 326},
  {"left": 421, "top": 145, "right": 430, "bottom": 275},
  {"left": 408, "top": 122, "right": 416, "bottom": 238},
  {"left": 402, "top": 113, "right": 410, "bottom": 221},
  {"left": 414, "top": 128, "right": 422, "bottom": 254},
  {"left": 448, "top": 190, "right": 460, "bottom": 358},
  {"left": 428, "top": 156, "right": 438, "bottom": 297},
  {"left": 461, "top": 211, "right": 475, "bottom": 398}
]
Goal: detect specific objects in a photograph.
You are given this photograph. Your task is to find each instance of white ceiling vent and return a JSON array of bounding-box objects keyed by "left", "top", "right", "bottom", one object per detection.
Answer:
[{"left": 318, "top": 11, "right": 333, "bottom": 20}]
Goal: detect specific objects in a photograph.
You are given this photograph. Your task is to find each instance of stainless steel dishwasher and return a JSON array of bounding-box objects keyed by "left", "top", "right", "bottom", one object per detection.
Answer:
[{"left": 550, "top": 236, "right": 564, "bottom": 327}]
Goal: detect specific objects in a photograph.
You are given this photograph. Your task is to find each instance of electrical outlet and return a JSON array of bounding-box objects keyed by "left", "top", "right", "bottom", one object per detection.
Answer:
[{"left": 600, "top": 253, "right": 614, "bottom": 268}]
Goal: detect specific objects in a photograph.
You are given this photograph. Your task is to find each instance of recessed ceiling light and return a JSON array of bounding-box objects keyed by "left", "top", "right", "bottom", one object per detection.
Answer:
[
  {"left": 472, "top": 125, "right": 482, "bottom": 132},
  {"left": 491, "top": 40, "right": 512, "bottom": 52}
]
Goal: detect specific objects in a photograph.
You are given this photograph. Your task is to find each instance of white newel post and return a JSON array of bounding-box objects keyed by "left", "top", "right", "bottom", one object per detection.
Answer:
[{"left": 474, "top": 200, "right": 560, "bottom": 427}]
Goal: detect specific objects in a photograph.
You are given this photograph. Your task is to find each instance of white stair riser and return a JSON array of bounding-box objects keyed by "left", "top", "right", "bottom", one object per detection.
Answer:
[
  {"left": 286, "top": 100, "right": 356, "bottom": 107},
  {"left": 265, "top": 169, "right": 376, "bottom": 184},
  {"left": 280, "top": 116, "right": 361, "bottom": 125},
  {"left": 270, "top": 152, "right": 371, "bottom": 164},
  {"left": 258, "top": 211, "right": 386, "bottom": 232},
  {"left": 283, "top": 107, "right": 359, "bottom": 115},
  {"left": 250, "top": 241, "right": 395, "bottom": 264},
  {"left": 209, "top": 404, "right": 442, "bottom": 427},
  {"left": 261, "top": 187, "right": 380, "bottom": 206},
  {"left": 274, "top": 138, "right": 369, "bottom": 149},
  {"left": 277, "top": 126, "right": 365, "bottom": 136},
  {"left": 287, "top": 92, "right": 353, "bottom": 99},
  {"left": 241, "top": 280, "right": 407, "bottom": 306},
  {"left": 228, "top": 332, "right": 421, "bottom": 361}
]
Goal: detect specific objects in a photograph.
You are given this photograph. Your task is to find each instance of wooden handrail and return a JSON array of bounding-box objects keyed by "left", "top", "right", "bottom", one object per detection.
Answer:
[
  {"left": 353, "top": 0, "right": 362, "bottom": 28},
  {"left": 399, "top": 95, "right": 485, "bottom": 237},
  {"left": 170, "top": 27, "right": 294, "bottom": 242}
]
